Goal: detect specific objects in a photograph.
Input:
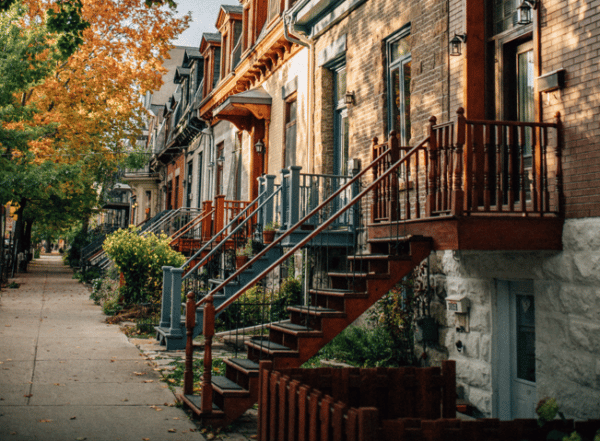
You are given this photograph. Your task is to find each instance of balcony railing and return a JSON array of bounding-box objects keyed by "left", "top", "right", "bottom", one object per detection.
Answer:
[{"left": 372, "top": 108, "right": 563, "bottom": 224}]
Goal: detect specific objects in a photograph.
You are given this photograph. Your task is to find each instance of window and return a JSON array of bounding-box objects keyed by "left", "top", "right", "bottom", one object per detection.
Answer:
[
  {"left": 386, "top": 27, "right": 411, "bottom": 145},
  {"left": 196, "top": 152, "right": 203, "bottom": 208},
  {"left": 186, "top": 161, "right": 194, "bottom": 208},
  {"left": 284, "top": 95, "right": 297, "bottom": 168},
  {"left": 331, "top": 62, "right": 348, "bottom": 176},
  {"left": 216, "top": 142, "right": 224, "bottom": 196}
]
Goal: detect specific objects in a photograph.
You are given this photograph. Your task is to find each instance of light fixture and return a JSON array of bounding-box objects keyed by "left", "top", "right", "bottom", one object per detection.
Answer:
[
  {"left": 450, "top": 34, "right": 467, "bottom": 56},
  {"left": 217, "top": 155, "right": 225, "bottom": 165},
  {"left": 517, "top": 0, "right": 537, "bottom": 25},
  {"left": 345, "top": 91, "right": 355, "bottom": 106},
  {"left": 254, "top": 139, "right": 265, "bottom": 154}
]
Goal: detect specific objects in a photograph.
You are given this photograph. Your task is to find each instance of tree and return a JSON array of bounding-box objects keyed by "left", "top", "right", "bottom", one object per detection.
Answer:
[{"left": 1, "top": 0, "right": 189, "bottom": 258}]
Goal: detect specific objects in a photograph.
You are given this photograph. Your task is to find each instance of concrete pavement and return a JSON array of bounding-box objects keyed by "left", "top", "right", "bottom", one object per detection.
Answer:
[{"left": 0, "top": 255, "right": 206, "bottom": 441}]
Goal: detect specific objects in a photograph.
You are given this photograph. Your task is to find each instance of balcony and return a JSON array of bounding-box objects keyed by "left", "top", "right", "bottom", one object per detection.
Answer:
[{"left": 368, "top": 108, "right": 564, "bottom": 251}]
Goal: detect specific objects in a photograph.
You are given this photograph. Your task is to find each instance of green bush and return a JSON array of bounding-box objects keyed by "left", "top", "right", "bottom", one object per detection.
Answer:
[{"left": 103, "top": 226, "right": 185, "bottom": 306}]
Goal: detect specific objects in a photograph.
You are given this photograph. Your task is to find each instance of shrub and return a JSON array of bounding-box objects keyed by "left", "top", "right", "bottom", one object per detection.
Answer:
[{"left": 103, "top": 226, "right": 185, "bottom": 306}]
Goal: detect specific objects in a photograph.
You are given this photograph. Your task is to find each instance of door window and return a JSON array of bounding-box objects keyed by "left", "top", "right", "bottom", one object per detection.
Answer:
[
  {"left": 332, "top": 63, "right": 348, "bottom": 176},
  {"left": 387, "top": 29, "right": 411, "bottom": 145}
]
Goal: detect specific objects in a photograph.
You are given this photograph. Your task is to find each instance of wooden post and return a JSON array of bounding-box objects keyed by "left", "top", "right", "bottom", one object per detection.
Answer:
[
  {"left": 371, "top": 137, "right": 379, "bottom": 223},
  {"left": 356, "top": 408, "right": 379, "bottom": 441},
  {"left": 427, "top": 116, "right": 438, "bottom": 217},
  {"left": 214, "top": 195, "right": 225, "bottom": 238},
  {"left": 201, "top": 295, "right": 215, "bottom": 413},
  {"left": 442, "top": 360, "right": 457, "bottom": 418},
  {"left": 483, "top": 124, "right": 491, "bottom": 211},
  {"left": 554, "top": 112, "right": 563, "bottom": 215},
  {"left": 183, "top": 292, "right": 196, "bottom": 396},
  {"left": 259, "top": 360, "right": 274, "bottom": 441},
  {"left": 202, "top": 200, "right": 212, "bottom": 241},
  {"left": 453, "top": 108, "right": 465, "bottom": 216},
  {"left": 388, "top": 132, "right": 400, "bottom": 221}
]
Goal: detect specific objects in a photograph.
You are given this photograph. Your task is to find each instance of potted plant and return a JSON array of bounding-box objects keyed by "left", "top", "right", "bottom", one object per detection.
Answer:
[
  {"left": 235, "top": 239, "right": 253, "bottom": 269},
  {"left": 262, "top": 221, "right": 280, "bottom": 244}
]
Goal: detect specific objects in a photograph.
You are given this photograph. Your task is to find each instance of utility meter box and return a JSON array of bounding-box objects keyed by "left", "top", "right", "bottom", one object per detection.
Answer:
[{"left": 446, "top": 295, "right": 470, "bottom": 313}]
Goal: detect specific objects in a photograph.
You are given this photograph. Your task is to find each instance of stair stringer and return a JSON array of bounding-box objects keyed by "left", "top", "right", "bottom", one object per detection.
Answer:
[{"left": 267, "top": 239, "right": 433, "bottom": 370}]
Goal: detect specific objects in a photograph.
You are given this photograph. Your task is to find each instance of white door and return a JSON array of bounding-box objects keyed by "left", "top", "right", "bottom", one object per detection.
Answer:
[{"left": 496, "top": 280, "right": 536, "bottom": 419}]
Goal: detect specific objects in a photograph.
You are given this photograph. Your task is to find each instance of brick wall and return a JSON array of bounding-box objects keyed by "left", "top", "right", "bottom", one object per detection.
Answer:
[
  {"left": 539, "top": 0, "right": 600, "bottom": 218},
  {"left": 311, "top": 0, "right": 449, "bottom": 177}
]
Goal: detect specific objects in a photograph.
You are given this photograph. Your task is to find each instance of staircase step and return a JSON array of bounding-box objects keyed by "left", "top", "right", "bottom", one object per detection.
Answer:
[
  {"left": 212, "top": 376, "right": 250, "bottom": 397},
  {"left": 245, "top": 337, "right": 298, "bottom": 357},
  {"left": 347, "top": 254, "right": 409, "bottom": 261},
  {"left": 287, "top": 305, "right": 346, "bottom": 318},
  {"left": 268, "top": 321, "right": 323, "bottom": 337},
  {"left": 179, "top": 393, "right": 225, "bottom": 418},
  {"left": 327, "top": 271, "right": 390, "bottom": 279},
  {"left": 309, "top": 288, "right": 368, "bottom": 298},
  {"left": 224, "top": 358, "right": 260, "bottom": 376}
]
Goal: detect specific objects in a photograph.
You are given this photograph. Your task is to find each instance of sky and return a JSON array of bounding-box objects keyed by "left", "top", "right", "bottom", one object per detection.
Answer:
[{"left": 172, "top": 0, "right": 240, "bottom": 48}]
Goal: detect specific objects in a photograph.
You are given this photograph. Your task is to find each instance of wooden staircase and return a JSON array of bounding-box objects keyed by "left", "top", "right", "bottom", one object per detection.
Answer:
[{"left": 178, "top": 234, "right": 432, "bottom": 427}]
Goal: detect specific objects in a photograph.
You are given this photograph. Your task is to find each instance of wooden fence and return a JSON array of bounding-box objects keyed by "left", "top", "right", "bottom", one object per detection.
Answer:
[
  {"left": 378, "top": 417, "right": 600, "bottom": 441},
  {"left": 257, "top": 360, "right": 456, "bottom": 441}
]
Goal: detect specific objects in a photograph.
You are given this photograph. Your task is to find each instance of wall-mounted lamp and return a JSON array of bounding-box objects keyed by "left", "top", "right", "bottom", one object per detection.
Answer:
[
  {"left": 450, "top": 34, "right": 467, "bottom": 56},
  {"left": 345, "top": 91, "right": 355, "bottom": 106},
  {"left": 217, "top": 155, "right": 225, "bottom": 165},
  {"left": 254, "top": 139, "right": 265, "bottom": 154},
  {"left": 517, "top": 0, "right": 537, "bottom": 25}
]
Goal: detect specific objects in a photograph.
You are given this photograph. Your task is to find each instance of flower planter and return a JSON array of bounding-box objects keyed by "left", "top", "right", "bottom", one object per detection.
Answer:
[
  {"left": 236, "top": 255, "right": 249, "bottom": 269},
  {"left": 263, "top": 230, "right": 276, "bottom": 244}
]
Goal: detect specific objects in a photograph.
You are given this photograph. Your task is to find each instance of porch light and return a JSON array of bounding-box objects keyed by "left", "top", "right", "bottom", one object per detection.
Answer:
[
  {"left": 345, "top": 91, "right": 355, "bottom": 106},
  {"left": 517, "top": 0, "right": 537, "bottom": 25},
  {"left": 254, "top": 139, "right": 265, "bottom": 154},
  {"left": 450, "top": 34, "right": 467, "bottom": 56},
  {"left": 217, "top": 155, "right": 225, "bottom": 165}
]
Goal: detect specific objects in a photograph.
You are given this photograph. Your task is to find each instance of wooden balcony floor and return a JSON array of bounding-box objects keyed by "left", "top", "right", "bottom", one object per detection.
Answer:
[{"left": 368, "top": 215, "right": 563, "bottom": 251}]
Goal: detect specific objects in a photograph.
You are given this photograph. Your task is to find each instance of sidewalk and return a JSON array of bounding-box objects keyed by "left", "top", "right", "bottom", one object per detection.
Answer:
[{"left": 0, "top": 255, "right": 207, "bottom": 441}]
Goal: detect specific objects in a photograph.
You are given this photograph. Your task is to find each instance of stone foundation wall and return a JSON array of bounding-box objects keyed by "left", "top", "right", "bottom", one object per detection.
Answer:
[{"left": 436, "top": 217, "right": 600, "bottom": 419}]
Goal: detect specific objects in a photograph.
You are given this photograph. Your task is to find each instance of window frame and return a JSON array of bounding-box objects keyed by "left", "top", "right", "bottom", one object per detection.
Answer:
[
  {"left": 283, "top": 92, "right": 298, "bottom": 168},
  {"left": 385, "top": 25, "right": 412, "bottom": 146}
]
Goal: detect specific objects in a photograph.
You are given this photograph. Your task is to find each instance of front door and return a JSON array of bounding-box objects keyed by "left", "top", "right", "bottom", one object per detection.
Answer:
[{"left": 496, "top": 279, "right": 536, "bottom": 419}]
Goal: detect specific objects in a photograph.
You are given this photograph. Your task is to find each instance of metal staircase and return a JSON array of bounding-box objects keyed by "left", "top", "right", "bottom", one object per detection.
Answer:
[{"left": 177, "top": 133, "right": 435, "bottom": 427}]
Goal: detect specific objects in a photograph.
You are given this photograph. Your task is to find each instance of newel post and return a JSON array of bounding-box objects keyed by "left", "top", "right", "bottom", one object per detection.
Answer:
[
  {"left": 389, "top": 131, "right": 400, "bottom": 221},
  {"left": 159, "top": 266, "right": 173, "bottom": 328},
  {"left": 452, "top": 108, "right": 465, "bottom": 216},
  {"left": 183, "top": 292, "right": 196, "bottom": 396},
  {"left": 279, "top": 169, "right": 289, "bottom": 229},
  {"left": 264, "top": 174, "right": 276, "bottom": 227},
  {"left": 169, "top": 268, "right": 184, "bottom": 338},
  {"left": 201, "top": 295, "right": 215, "bottom": 413},
  {"left": 288, "top": 166, "right": 302, "bottom": 227},
  {"left": 214, "top": 195, "right": 225, "bottom": 238},
  {"left": 371, "top": 136, "right": 380, "bottom": 223},
  {"left": 426, "top": 116, "right": 438, "bottom": 217},
  {"left": 554, "top": 112, "right": 564, "bottom": 215},
  {"left": 202, "top": 200, "right": 212, "bottom": 241}
]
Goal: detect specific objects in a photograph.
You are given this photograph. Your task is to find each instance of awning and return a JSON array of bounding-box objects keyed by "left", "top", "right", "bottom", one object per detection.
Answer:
[{"left": 213, "top": 87, "right": 271, "bottom": 131}]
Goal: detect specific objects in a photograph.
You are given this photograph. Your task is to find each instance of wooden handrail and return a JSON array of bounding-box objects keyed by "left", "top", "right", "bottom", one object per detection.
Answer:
[
  {"left": 169, "top": 208, "right": 214, "bottom": 244},
  {"left": 209, "top": 136, "right": 430, "bottom": 314}
]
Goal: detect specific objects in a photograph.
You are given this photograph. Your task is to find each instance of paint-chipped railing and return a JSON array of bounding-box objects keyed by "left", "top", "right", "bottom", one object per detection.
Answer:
[
  {"left": 371, "top": 108, "right": 563, "bottom": 223},
  {"left": 257, "top": 360, "right": 456, "bottom": 441}
]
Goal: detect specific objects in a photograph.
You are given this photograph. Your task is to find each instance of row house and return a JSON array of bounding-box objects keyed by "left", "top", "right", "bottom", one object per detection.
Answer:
[{"left": 147, "top": 0, "right": 599, "bottom": 427}]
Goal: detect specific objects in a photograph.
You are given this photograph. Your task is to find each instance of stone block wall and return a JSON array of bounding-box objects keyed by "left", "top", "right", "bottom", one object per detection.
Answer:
[{"left": 437, "top": 218, "right": 600, "bottom": 419}]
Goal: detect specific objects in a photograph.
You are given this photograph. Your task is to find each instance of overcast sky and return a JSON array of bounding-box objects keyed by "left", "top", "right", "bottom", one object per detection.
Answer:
[{"left": 172, "top": 0, "right": 240, "bottom": 48}]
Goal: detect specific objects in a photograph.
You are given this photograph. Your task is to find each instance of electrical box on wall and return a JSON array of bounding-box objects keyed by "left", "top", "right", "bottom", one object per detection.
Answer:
[{"left": 445, "top": 295, "right": 470, "bottom": 313}]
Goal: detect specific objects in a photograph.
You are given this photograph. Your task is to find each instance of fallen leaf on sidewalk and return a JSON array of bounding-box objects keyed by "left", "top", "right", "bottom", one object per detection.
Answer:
[
  {"left": 122, "top": 399, "right": 129, "bottom": 402},
  {"left": 143, "top": 438, "right": 150, "bottom": 440},
  {"left": 110, "top": 360, "right": 115, "bottom": 363},
  {"left": 24, "top": 394, "right": 33, "bottom": 398},
  {"left": 70, "top": 416, "right": 76, "bottom": 420},
  {"left": 4, "top": 325, "right": 10, "bottom": 327},
  {"left": 142, "top": 380, "right": 154, "bottom": 383},
  {"left": 168, "top": 429, "right": 176, "bottom": 433},
  {"left": 133, "top": 372, "right": 147, "bottom": 376},
  {"left": 38, "top": 419, "right": 52, "bottom": 423},
  {"left": 54, "top": 383, "right": 64, "bottom": 386},
  {"left": 172, "top": 417, "right": 179, "bottom": 420}
]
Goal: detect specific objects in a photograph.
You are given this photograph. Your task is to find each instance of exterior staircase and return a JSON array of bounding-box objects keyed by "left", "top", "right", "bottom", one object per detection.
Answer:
[
  {"left": 178, "top": 234, "right": 432, "bottom": 426},
  {"left": 175, "top": 131, "right": 436, "bottom": 427}
]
